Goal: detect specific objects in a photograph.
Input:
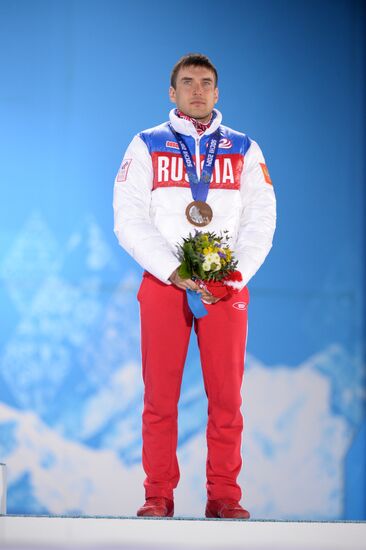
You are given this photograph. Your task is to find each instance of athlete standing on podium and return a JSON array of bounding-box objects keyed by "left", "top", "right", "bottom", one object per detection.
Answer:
[{"left": 113, "top": 53, "right": 276, "bottom": 518}]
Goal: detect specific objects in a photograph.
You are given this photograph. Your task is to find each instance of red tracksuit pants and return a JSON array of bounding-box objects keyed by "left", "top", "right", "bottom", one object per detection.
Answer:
[{"left": 137, "top": 271, "right": 249, "bottom": 502}]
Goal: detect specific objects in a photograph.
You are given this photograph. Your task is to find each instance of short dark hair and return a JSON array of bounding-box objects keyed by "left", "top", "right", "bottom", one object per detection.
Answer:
[{"left": 170, "top": 53, "right": 218, "bottom": 89}]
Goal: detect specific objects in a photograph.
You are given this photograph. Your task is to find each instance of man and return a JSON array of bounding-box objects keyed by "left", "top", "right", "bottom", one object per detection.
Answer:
[{"left": 113, "top": 53, "right": 276, "bottom": 519}]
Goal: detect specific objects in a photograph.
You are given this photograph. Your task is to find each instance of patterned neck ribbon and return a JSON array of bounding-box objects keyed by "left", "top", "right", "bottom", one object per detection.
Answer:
[{"left": 175, "top": 109, "right": 214, "bottom": 135}]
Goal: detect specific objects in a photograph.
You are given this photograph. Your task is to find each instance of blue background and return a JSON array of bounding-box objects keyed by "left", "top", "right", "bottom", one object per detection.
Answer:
[{"left": 0, "top": 0, "right": 365, "bottom": 519}]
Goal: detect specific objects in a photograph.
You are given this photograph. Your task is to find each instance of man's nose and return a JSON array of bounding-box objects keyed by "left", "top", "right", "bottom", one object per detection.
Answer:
[{"left": 192, "top": 83, "right": 203, "bottom": 95}]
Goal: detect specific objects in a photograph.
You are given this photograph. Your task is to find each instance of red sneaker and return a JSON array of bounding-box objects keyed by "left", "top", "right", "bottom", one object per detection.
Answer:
[
  {"left": 137, "top": 496, "right": 174, "bottom": 517},
  {"left": 205, "top": 498, "right": 250, "bottom": 519}
]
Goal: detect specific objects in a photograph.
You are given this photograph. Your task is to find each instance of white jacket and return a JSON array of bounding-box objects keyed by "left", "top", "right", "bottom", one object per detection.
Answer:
[{"left": 113, "top": 108, "right": 276, "bottom": 289}]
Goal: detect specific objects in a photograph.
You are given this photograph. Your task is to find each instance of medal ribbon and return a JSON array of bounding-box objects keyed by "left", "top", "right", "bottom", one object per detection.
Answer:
[{"left": 168, "top": 123, "right": 221, "bottom": 202}]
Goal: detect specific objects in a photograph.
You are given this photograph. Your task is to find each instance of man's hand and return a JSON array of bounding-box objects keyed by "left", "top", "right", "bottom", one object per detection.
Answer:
[
  {"left": 169, "top": 268, "right": 202, "bottom": 291},
  {"left": 200, "top": 291, "right": 221, "bottom": 305},
  {"left": 169, "top": 268, "right": 221, "bottom": 304}
]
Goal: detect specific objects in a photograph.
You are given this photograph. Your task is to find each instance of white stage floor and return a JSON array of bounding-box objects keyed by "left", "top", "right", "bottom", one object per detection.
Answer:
[{"left": 0, "top": 515, "right": 365, "bottom": 550}]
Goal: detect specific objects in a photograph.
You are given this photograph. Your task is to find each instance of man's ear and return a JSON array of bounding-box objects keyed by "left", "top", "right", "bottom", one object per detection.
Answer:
[
  {"left": 169, "top": 86, "right": 176, "bottom": 104},
  {"left": 214, "top": 87, "right": 219, "bottom": 104}
]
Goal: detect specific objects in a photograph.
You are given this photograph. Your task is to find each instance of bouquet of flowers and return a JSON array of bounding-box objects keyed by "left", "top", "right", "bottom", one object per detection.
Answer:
[{"left": 176, "top": 230, "right": 243, "bottom": 300}]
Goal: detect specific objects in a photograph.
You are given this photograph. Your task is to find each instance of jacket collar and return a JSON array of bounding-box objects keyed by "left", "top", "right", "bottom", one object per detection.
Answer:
[{"left": 169, "top": 108, "right": 222, "bottom": 138}]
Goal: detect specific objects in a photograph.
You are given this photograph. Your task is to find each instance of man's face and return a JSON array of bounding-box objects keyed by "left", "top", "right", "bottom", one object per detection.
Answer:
[{"left": 169, "top": 65, "right": 219, "bottom": 121}]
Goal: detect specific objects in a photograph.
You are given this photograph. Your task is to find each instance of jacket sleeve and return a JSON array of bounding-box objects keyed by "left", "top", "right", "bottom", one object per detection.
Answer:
[
  {"left": 113, "top": 135, "right": 181, "bottom": 284},
  {"left": 235, "top": 139, "right": 277, "bottom": 289}
]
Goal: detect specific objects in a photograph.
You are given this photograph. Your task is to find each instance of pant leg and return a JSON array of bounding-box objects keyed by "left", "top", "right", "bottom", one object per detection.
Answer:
[
  {"left": 138, "top": 272, "right": 193, "bottom": 500},
  {"left": 194, "top": 286, "right": 250, "bottom": 501}
]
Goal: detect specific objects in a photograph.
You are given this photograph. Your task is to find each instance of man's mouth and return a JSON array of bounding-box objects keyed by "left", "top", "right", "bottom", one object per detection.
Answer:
[{"left": 191, "top": 100, "right": 205, "bottom": 105}]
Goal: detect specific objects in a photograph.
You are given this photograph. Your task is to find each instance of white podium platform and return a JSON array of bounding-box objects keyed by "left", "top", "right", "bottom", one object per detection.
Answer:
[{"left": 0, "top": 514, "right": 365, "bottom": 550}]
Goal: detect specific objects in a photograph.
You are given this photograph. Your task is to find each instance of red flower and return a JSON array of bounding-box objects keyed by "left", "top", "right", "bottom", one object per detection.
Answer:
[
  {"left": 197, "top": 271, "right": 243, "bottom": 299},
  {"left": 223, "top": 270, "right": 243, "bottom": 282}
]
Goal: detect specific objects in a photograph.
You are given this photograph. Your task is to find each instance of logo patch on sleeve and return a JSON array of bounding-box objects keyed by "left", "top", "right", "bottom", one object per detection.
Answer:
[
  {"left": 166, "top": 141, "right": 179, "bottom": 150},
  {"left": 117, "top": 159, "right": 132, "bottom": 182},
  {"left": 259, "top": 163, "right": 272, "bottom": 185}
]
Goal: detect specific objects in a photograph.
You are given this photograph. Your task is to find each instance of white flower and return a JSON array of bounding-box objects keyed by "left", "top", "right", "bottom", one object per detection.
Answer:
[
  {"left": 206, "top": 252, "right": 221, "bottom": 264},
  {"left": 202, "top": 252, "right": 221, "bottom": 272}
]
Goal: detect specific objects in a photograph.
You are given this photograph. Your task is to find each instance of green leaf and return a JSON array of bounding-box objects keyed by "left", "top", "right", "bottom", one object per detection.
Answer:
[{"left": 178, "top": 261, "right": 192, "bottom": 279}]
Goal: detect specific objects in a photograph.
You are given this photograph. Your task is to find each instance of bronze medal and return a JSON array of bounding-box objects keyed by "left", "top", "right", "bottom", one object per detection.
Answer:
[{"left": 185, "top": 200, "right": 213, "bottom": 227}]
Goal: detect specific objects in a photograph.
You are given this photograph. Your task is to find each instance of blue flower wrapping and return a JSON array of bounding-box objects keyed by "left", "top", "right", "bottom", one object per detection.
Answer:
[{"left": 185, "top": 289, "right": 208, "bottom": 318}]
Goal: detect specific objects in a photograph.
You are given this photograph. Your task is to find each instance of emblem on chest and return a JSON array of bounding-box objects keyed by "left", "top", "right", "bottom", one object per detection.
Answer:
[{"left": 152, "top": 152, "right": 242, "bottom": 190}]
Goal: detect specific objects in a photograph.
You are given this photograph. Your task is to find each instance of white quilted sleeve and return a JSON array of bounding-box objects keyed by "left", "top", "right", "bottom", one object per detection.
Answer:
[
  {"left": 235, "top": 139, "right": 277, "bottom": 289},
  {"left": 113, "top": 135, "right": 181, "bottom": 284}
]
